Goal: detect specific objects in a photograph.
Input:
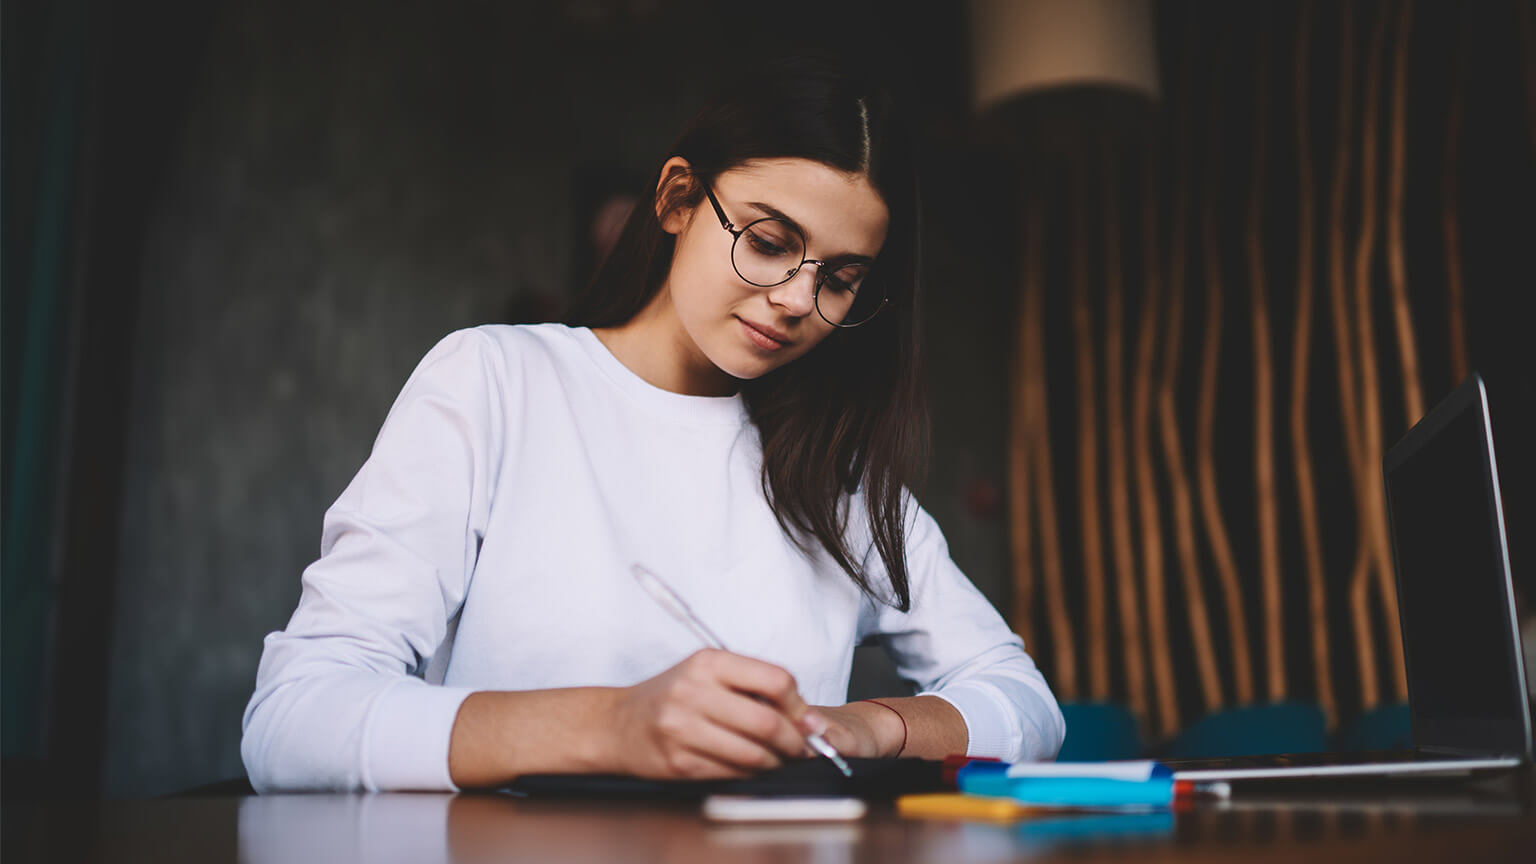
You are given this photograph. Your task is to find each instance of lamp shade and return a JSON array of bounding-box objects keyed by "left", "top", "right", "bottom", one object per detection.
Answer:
[{"left": 970, "top": 0, "right": 1160, "bottom": 111}]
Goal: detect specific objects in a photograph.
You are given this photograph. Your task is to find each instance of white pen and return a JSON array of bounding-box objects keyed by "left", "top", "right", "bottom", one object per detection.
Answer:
[{"left": 630, "top": 563, "right": 854, "bottom": 778}]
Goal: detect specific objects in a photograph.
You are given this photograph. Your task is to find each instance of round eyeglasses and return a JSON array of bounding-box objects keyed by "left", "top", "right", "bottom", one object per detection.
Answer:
[{"left": 702, "top": 184, "right": 887, "bottom": 328}]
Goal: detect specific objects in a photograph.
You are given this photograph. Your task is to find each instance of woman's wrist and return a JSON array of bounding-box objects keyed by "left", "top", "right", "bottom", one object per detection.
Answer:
[
  {"left": 578, "top": 687, "right": 626, "bottom": 773},
  {"left": 860, "top": 699, "right": 908, "bottom": 757},
  {"left": 449, "top": 687, "right": 623, "bottom": 787},
  {"left": 831, "top": 695, "right": 968, "bottom": 760},
  {"left": 820, "top": 700, "right": 903, "bottom": 758}
]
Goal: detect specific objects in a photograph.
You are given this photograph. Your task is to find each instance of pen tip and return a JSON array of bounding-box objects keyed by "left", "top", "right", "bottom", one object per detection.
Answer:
[
  {"left": 831, "top": 753, "right": 853, "bottom": 777},
  {"left": 806, "top": 732, "right": 854, "bottom": 777}
]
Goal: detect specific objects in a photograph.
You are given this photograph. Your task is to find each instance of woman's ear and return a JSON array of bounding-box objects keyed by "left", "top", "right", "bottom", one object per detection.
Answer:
[{"left": 654, "top": 156, "right": 695, "bottom": 235}]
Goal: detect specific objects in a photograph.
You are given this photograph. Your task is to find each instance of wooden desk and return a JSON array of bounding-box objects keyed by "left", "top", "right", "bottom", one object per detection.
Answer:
[{"left": 8, "top": 769, "right": 1534, "bottom": 863}]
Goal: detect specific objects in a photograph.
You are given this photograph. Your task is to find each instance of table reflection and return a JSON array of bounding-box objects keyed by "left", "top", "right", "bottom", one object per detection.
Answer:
[
  {"left": 237, "top": 793, "right": 865, "bottom": 864},
  {"left": 232, "top": 776, "right": 1531, "bottom": 864},
  {"left": 448, "top": 796, "right": 862, "bottom": 864},
  {"left": 238, "top": 794, "right": 453, "bottom": 864},
  {"left": 1017, "top": 810, "right": 1176, "bottom": 848}
]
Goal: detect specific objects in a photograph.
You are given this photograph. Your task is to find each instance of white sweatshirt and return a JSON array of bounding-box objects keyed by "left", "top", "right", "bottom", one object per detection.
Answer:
[{"left": 240, "top": 323, "right": 1064, "bottom": 792}]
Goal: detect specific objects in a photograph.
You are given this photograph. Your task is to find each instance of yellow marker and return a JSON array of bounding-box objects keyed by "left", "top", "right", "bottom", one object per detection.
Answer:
[{"left": 896, "top": 794, "right": 1041, "bottom": 822}]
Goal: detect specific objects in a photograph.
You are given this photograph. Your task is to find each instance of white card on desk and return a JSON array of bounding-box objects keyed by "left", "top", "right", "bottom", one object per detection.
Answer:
[{"left": 702, "top": 795, "right": 867, "bottom": 822}]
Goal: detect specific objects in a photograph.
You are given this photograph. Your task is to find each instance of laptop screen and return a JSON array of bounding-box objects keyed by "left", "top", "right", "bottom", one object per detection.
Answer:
[{"left": 1384, "top": 375, "right": 1532, "bottom": 757}]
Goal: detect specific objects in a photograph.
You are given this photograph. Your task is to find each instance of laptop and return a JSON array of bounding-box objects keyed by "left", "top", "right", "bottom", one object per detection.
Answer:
[{"left": 1165, "top": 372, "right": 1532, "bottom": 781}]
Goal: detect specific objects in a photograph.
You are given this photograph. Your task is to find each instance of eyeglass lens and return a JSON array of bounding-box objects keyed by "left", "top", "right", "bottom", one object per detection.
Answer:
[{"left": 732, "top": 218, "right": 881, "bottom": 327}]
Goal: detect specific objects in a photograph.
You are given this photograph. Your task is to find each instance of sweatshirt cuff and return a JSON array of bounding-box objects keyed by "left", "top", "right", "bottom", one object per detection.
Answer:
[
  {"left": 362, "top": 679, "right": 476, "bottom": 792},
  {"left": 921, "top": 681, "right": 1021, "bottom": 761}
]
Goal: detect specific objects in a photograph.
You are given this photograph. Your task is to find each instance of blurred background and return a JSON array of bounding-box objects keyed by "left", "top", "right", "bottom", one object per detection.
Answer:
[{"left": 4, "top": 0, "right": 1534, "bottom": 799}]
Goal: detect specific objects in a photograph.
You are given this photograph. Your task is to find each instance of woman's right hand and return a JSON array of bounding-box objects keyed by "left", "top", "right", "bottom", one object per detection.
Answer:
[{"left": 605, "top": 648, "right": 824, "bottom": 779}]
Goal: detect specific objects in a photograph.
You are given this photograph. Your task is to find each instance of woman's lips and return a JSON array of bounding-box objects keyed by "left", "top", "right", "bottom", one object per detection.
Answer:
[{"left": 738, "top": 317, "right": 789, "bottom": 351}]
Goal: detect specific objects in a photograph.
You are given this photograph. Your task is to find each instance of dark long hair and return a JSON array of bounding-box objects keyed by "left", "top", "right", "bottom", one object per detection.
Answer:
[{"left": 565, "top": 55, "right": 926, "bottom": 611}]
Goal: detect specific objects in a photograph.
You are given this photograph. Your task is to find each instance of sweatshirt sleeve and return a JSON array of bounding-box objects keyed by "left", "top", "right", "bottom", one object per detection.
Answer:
[
  {"left": 862, "top": 497, "right": 1065, "bottom": 763},
  {"left": 241, "top": 328, "right": 509, "bottom": 792}
]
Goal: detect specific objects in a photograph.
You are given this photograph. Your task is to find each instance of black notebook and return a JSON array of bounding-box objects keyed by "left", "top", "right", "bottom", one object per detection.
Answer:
[{"left": 497, "top": 757, "right": 945, "bottom": 800}]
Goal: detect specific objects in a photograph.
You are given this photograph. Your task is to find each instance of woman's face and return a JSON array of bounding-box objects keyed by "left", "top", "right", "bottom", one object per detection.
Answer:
[{"left": 658, "top": 157, "right": 890, "bottom": 383}]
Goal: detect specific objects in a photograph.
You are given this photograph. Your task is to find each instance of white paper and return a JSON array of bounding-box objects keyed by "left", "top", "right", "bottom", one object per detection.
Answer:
[{"left": 1004, "top": 760, "right": 1160, "bottom": 781}]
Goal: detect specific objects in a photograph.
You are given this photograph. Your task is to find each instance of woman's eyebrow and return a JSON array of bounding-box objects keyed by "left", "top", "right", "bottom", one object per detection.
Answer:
[{"left": 745, "top": 200, "right": 875, "bottom": 263}]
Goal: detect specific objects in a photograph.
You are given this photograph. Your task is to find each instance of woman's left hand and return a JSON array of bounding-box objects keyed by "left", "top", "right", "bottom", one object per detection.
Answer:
[{"left": 805, "top": 701, "right": 907, "bottom": 759}]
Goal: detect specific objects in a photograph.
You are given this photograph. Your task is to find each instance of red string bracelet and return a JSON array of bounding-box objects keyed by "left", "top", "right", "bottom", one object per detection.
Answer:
[{"left": 863, "top": 699, "right": 907, "bottom": 757}]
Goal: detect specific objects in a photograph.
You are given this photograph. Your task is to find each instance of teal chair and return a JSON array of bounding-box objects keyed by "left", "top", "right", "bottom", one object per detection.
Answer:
[
  {"left": 1333, "top": 703, "right": 1411, "bottom": 752},
  {"left": 1165, "top": 703, "right": 1327, "bottom": 759},
  {"left": 1056, "top": 702, "right": 1143, "bottom": 761}
]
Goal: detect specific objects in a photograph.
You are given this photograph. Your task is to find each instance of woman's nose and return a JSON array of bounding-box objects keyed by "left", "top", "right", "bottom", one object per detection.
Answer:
[{"left": 766, "top": 266, "right": 818, "bottom": 317}]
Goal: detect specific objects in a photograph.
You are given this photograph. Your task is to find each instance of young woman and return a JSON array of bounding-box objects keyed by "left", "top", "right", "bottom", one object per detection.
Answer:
[{"left": 241, "top": 56, "right": 1063, "bottom": 792}]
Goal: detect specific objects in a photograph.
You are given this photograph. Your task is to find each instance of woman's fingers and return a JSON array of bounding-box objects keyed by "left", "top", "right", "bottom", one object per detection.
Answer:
[
  {"left": 689, "top": 649, "right": 812, "bottom": 721},
  {"left": 675, "top": 650, "right": 821, "bottom": 760},
  {"left": 663, "top": 745, "right": 754, "bottom": 780},
  {"left": 614, "top": 649, "right": 824, "bottom": 778},
  {"left": 697, "top": 689, "right": 813, "bottom": 760},
  {"left": 674, "top": 713, "right": 788, "bottom": 773}
]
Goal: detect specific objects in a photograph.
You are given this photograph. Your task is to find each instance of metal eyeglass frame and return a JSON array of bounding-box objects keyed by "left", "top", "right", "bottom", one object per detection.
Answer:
[{"left": 700, "top": 183, "right": 886, "bottom": 328}]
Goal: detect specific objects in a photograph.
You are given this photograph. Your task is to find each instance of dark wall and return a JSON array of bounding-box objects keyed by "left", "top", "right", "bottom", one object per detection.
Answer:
[{"left": 88, "top": 0, "right": 987, "bottom": 797}]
